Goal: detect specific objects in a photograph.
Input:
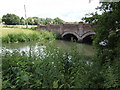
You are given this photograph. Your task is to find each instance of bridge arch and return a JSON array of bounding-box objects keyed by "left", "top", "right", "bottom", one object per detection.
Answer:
[
  {"left": 82, "top": 32, "right": 96, "bottom": 43},
  {"left": 61, "top": 32, "right": 80, "bottom": 41}
]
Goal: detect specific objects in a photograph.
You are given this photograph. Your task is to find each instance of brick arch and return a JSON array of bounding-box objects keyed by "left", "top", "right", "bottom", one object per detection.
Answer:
[
  {"left": 81, "top": 32, "right": 96, "bottom": 40},
  {"left": 61, "top": 32, "right": 81, "bottom": 41}
]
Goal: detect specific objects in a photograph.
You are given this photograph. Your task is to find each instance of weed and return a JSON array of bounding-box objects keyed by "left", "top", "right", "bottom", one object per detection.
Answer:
[{"left": 2, "top": 43, "right": 97, "bottom": 88}]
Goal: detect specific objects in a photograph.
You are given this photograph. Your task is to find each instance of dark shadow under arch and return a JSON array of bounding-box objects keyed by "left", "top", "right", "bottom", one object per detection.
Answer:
[
  {"left": 62, "top": 34, "right": 78, "bottom": 42},
  {"left": 82, "top": 35, "right": 94, "bottom": 44}
]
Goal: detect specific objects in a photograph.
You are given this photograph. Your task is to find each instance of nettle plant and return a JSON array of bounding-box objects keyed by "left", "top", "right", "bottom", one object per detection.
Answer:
[{"left": 2, "top": 43, "right": 97, "bottom": 88}]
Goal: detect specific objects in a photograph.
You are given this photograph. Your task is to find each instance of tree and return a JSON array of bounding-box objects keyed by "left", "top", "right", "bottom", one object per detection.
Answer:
[
  {"left": 32, "top": 17, "right": 40, "bottom": 25},
  {"left": 2, "top": 13, "right": 20, "bottom": 25},
  {"left": 52, "top": 17, "right": 65, "bottom": 24},
  {"left": 82, "top": 12, "right": 101, "bottom": 24},
  {"left": 93, "top": 2, "right": 120, "bottom": 63},
  {"left": 27, "top": 17, "right": 34, "bottom": 25},
  {"left": 27, "top": 17, "right": 44, "bottom": 25},
  {"left": 0, "top": 18, "right": 2, "bottom": 24},
  {"left": 20, "top": 17, "right": 25, "bottom": 25},
  {"left": 45, "top": 18, "right": 53, "bottom": 24},
  {"left": 83, "top": 2, "right": 120, "bottom": 88}
]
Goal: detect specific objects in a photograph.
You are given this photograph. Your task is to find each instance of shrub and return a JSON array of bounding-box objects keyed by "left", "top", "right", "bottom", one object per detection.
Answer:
[
  {"left": 2, "top": 33, "right": 40, "bottom": 43},
  {"left": 2, "top": 43, "right": 97, "bottom": 88}
]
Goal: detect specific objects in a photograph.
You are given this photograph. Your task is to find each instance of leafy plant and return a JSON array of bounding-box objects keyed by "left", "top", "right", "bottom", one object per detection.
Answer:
[{"left": 2, "top": 43, "right": 96, "bottom": 88}]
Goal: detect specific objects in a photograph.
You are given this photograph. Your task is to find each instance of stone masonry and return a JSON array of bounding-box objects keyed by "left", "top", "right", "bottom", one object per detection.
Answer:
[{"left": 37, "top": 22, "right": 95, "bottom": 42}]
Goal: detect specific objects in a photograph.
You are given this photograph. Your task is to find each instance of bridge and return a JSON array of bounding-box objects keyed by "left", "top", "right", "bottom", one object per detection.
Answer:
[{"left": 37, "top": 22, "right": 95, "bottom": 43}]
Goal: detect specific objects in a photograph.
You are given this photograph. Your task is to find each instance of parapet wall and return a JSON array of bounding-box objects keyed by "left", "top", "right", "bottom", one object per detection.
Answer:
[{"left": 37, "top": 22, "right": 92, "bottom": 35}]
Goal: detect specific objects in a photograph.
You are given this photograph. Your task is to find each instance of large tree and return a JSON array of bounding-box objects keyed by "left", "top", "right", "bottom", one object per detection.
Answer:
[
  {"left": 83, "top": 2, "right": 120, "bottom": 88},
  {"left": 2, "top": 13, "right": 20, "bottom": 25}
]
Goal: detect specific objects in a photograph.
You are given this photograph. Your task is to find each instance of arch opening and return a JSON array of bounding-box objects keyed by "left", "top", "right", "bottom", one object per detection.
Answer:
[
  {"left": 62, "top": 34, "right": 78, "bottom": 42},
  {"left": 82, "top": 35, "right": 94, "bottom": 44}
]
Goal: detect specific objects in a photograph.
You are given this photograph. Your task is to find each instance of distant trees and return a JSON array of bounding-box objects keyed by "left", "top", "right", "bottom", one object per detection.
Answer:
[
  {"left": 1, "top": 13, "right": 75, "bottom": 25},
  {"left": 27, "top": 17, "right": 65, "bottom": 25},
  {"left": 2, "top": 14, "right": 20, "bottom": 25},
  {"left": 52, "top": 17, "right": 65, "bottom": 24},
  {"left": 20, "top": 17, "right": 26, "bottom": 25}
]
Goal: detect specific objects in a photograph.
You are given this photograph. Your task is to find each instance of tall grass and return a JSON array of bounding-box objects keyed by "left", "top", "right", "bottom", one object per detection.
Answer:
[{"left": 1, "top": 28, "right": 56, "bottom": 43}]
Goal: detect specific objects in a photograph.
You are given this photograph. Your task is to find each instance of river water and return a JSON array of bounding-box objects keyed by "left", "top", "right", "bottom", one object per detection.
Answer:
[{"left": 1, "top": 40, "right": 95, "bottom": 57}]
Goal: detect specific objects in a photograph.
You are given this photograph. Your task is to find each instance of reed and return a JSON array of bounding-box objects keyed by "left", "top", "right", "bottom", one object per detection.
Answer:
[{"left": 1, "top": 28, "right": 55, "bottom": 43}]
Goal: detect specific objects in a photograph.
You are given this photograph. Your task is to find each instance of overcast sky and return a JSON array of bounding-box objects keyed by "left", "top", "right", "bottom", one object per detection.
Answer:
[{"left": 0, "top": 0, "right": 100, "bottom": 22}]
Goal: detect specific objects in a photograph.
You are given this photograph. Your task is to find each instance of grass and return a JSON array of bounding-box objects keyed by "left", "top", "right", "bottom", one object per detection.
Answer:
[
  {"left": 1, "top": 28, "right": 37, "bottom": 38},
  {"left": 2, "top": 25, "right": 37, "bottom": 29},
  {"left": 0, "top": 27, "right": 56, "bottom": 43}
]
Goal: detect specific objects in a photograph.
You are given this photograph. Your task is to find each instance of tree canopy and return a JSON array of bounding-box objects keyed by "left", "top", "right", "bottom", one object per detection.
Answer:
[
  {"left": 82, "top": 2, "right": 120, "bottom": 88},
  {"left": 2, "top": 14, "right": 20, "bottom": 25},
  {"left": 1, "top": 14, "right": 69, "bottom": 25}
]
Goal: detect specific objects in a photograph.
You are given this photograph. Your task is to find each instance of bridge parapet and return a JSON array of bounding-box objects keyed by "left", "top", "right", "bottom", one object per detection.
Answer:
[
  {"left": 48, "top": 24, "right": 60, "bottom": 33},
  {"left": 37, "top": 23, "right": 92, "bottom": 34},
  {"left": 37, "top": 22, "right": 95, "bottom": 42}
]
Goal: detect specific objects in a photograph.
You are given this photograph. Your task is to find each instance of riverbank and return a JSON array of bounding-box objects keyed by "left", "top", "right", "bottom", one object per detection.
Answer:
[
  {"left": 1, "top": 26, "right": 96, "bottom": 88},
  {"left": 0, "top": 27, "right": 56, "bottom": 43},
  {"left": 2, "top": 42, "right": 94, "bottom": 88}
]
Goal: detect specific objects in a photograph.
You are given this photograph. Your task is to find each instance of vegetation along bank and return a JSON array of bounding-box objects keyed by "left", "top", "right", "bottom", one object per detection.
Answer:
[{"left": 1, "top": 27, "right": 56, "bottom": 43}]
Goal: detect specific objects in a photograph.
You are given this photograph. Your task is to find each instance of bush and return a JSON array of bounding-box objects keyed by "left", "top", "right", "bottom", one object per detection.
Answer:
[
  {"left": 2, "top": 43, "right": 97, "bottom": 88},
  {"left": 2, "top": 33, "right": 40, "bottom": 43}
]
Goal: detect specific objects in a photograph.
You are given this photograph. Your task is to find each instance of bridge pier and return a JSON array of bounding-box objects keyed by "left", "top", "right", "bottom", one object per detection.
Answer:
[{"left": 78, "top": 38, "right": 83, "bottom": 43}]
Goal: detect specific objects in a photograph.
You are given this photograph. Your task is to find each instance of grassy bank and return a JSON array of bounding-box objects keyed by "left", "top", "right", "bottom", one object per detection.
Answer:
[
  {"left": 0, "top": 27, "right": 56, "bottom": 43},
  {"left": 2, "top": 25, "right": 37, "bottom": 29}
]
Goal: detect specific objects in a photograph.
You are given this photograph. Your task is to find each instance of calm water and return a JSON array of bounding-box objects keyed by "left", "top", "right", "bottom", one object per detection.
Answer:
[{"left": 1, "top": 40, "right": 95, "bottom": 57}]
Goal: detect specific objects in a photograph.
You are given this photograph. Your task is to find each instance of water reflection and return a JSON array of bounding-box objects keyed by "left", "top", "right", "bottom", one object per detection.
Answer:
[{"left": 1, "top": 40, "right": 95, "bottom": 57}]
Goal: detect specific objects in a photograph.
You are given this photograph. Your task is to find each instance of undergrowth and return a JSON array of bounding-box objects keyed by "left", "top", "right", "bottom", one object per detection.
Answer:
[{"left": 2, "top": 43, "right": 97, "bottom": 89}]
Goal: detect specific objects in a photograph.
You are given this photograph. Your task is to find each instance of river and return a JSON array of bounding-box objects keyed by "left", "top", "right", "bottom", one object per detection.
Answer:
[
  {"left": 1, "top": 40, "right": 95, "bottom": 57},
  {"left": 0, "top": 40, "right": 95, "bottom": 56}
]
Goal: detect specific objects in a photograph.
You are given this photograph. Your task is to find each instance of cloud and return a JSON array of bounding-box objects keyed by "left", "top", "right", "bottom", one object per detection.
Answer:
[{"left": 0, "top": 0, "right": 100, "bottom": 22}]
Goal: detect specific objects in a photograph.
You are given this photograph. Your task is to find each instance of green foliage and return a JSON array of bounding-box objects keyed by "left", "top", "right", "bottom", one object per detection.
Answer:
[
  {"left": 39, "top": 30, "right": 56, "bottom": 40},
  {"left": 2, "top": 43, "right": 98, "bottom": 88},
  {"left": 26, "top": 17, "right": 65, "bottom": 25},
  {"left": 82, "top": 12, "right": 101, "bottom": 24},
  {"left": 27, "top": 17, "right": 35, "bottom": 25},
  {"left": 2, "top": 33, "right": 40, "bottom": 43},
  {"left": 2, "top": 13, "right": 20, "bottom": 25},
  {"left": 52, "top": 17, "right": 65, "bottom": 24},
  {"left": 1, "top": 13, "right": 77, "bottom": 25},
  {"left": 84, "top": 2, "right": 120, "bottom": 88},
  {"left": 20, "top": 17, "right": 25, "bottom": 25},
  {"left": 1, "top": 29, "right": 56, "bottom": 43}
]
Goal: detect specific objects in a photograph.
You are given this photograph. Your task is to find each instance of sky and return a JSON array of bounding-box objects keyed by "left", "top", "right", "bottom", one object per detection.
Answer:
[{"left": 0, "top": 0, "right": 100, "bottom": 22}]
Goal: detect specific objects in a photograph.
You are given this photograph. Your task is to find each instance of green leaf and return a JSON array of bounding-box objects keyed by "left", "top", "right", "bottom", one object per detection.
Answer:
[{"left": 53, "top": 80, "right": 59, "bottom": 88}]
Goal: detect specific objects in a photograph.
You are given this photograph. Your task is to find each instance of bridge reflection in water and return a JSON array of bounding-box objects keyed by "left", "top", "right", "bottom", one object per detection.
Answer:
[{"left": 37, "top": 22, "right": 95, "bottom": 43}]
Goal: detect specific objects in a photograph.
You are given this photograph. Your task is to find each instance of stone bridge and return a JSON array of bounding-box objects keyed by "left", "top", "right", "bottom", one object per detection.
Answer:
[{"left": 37, "top": 22, "right": 95, "bottom": 43}]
